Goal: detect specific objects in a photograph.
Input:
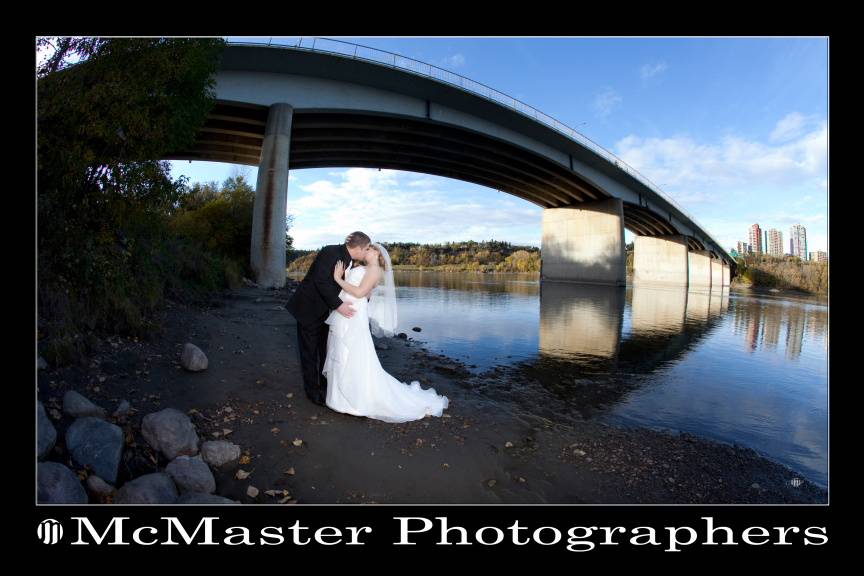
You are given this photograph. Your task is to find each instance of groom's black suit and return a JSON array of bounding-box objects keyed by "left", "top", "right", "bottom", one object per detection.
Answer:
[{"left": 285, "top": 244, "right": 354, "bottom": 404}]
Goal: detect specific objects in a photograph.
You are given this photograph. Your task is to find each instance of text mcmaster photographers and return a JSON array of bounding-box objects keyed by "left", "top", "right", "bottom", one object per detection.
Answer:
[{"left": 41, "top": 516, "right": 828, "bottom": 551}]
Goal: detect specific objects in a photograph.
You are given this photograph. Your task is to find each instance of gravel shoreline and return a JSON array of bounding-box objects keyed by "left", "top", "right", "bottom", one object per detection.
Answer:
[{"left": 36, "top": 281, "right": 827, "bottom": 504}]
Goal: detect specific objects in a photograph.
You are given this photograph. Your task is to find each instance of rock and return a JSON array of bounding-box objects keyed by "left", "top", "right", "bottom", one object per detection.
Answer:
[
  {"left": 65, "top": 417, "right": 124, "bottom": 484},
  {"left": 37, "top": 402, "right": 57, "bottom": 461},
  {"left": 375, "top": 342, "right": 390, "bottom": 351},
  {"left": 112, "top": 400, "right": 132, "bottom": 418},
  {"left": 751, "top": 482, "right": 761, "bottom": 490},
  {"left": 38, "top": 356, "right": 48, "bottom": 370},
  {"left": 63, "top": 390, "right": 107, "bottom": 419},
  {"left": 85, "top": 475, "right": 116, "bottom": 498},
  {"left": 38, "top": 462, "right": 88, "bottom": 504},
  {"left": 181, "top": 343, "right": 208, "bottom": 372},
  {"left": 141, "top": 408, "right": 200, "bottom": 460},
  {"left": 176, "top": 492, "right": 240, "bottom": 505},
  {"left": 114, "top": 473, "right": 178, "bottom": 504},
  {"left": 397, "top": 333, "right": 408, "bottom": 339},
  {"left": 166, "top": 455, "right": 216, "bottom": 494},
  {"left": 242, "top": 277, "right": 259, "bottom": 287},
  {"left": 246, "top": 485, "right": 259, "bottom": 498},
  {"left": 412, "top": 327, "right": 422, "bottom": 332},
  {"left": 200, "top": 440, "right": 241, "bottom": 467}
]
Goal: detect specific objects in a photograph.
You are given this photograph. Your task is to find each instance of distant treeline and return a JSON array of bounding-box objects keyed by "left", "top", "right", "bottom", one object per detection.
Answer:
[
  {"left": 288, "top": 240, "right": 541, "bottom": 273},
  {"left": 732, "top": 255, "right": 828, "bottom": 294}
]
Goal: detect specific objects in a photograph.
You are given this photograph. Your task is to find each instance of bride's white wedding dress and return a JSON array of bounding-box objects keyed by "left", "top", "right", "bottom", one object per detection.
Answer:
[{"left": 322, "top": 265, "right": 449, "bottom": 423}]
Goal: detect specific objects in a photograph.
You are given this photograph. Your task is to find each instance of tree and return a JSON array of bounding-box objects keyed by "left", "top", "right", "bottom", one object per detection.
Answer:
[{"left": 37, "top": 38, "right": 226, "bottom": 364}]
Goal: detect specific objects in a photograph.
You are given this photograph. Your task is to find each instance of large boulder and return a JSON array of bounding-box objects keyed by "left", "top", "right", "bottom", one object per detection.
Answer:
[
  {"left": 166, "top": 455, "right": 216, "bottom": 494},
  {"left": 141, "top": 408, "right": 200, "bottom": 460},
  {"left": 181, "top": 343, "right": 208, "bottom": 372},
  {"left": 63, "top": 390, "right": 107, "bottom": 419},
  {"left": 200, "top": 441, "right": 241, "bottom": 467},
  {"left": 114, "top": 473, "right": 178, "bottom": 504},
  {"left": 38, "top": 462, "right": 88, "bottom": 504},
  {"left": 65, "top": 417, "right": 124, "bottom": 484},
  {"left": 37, "top": 402, "right": 57, "bottom": 461}
]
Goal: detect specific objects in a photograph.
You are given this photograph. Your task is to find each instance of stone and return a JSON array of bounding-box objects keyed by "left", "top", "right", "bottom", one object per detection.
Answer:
[
  {"left": 112, "top": 400, "right": 132, "bottom": 418},
  {"left": 65, "top": 417, "right": 124, "bottom": 484},
  {"left": 141, "top": 408, "right": 200, "bottom": 460},
  {"left": 412, "top": 327, "right": 422, "bottom": 332},
  {"left": 63, "top": 390, "right": 107, "bottom": 419},
  {"left": 37, "top": 402, "right": 57, "bottom": 461},
  {"left": 200, "top": 440, "right": 241, "bottom": 467},
  {"left": 114, "top": 473, "right": 178, "bottom": 504},
  {"left": 38, "top": 356, "right": 48, "bottom": 370},
  {"left": 85, "top": 475, "right": 116, "bottom": 498},
  {"left": 166, "top": 455, "right": 216, "bottom": 494},
  {"left": 38, "top": 462, "right": 88, "bottom": 504},
  {"left": 176, "top": 492, "right": 240, "bottom": 505},
  {"left": 181, "top": 343, "right": 208, "bottom": 372}
]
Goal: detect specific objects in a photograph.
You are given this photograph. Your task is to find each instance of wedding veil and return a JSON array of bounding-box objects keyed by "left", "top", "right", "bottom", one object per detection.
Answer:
[{"left": 367, "top": 243, "right": 398, "bottom": 337}]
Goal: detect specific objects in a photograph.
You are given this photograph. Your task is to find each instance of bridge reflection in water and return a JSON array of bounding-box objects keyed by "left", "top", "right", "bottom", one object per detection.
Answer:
[{"left": 538, "top": 281, "right": 729, "bottom": 365}]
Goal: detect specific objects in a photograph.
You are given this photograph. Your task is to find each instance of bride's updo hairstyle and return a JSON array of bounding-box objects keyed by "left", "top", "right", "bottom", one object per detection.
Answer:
[{"left": 370, "top": 243, "right": 388, "bottom": 270}]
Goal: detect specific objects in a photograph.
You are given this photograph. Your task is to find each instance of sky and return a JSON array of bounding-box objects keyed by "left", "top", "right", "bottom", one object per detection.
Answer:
[{"left": 166, "top": 36, "right": 828, "bottom": 253}]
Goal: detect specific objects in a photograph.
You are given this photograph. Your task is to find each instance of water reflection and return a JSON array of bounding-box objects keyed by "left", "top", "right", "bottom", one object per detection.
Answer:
[{"left": 289, "top": 269, "right": 826, "bottom": 485}]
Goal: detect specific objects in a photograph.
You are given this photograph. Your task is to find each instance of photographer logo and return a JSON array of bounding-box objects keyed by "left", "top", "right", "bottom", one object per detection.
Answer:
[{"left": 38, "top": 519, "right": 64, "bottom": 545}]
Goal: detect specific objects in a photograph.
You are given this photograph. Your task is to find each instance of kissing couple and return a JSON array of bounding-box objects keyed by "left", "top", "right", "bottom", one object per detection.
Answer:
[{"left": 285, "top": 231, "right": 449, "bottom": 423}]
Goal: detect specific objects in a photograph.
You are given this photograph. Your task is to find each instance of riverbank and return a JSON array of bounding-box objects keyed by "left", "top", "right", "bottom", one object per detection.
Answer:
[{"left": 36, "top": 281, "right": 827, "bottom": 504}]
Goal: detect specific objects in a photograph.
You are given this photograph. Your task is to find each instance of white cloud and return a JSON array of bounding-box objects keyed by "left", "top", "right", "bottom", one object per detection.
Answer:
[
  {"left": 770, "top": 112, "right": 822, "bottom": 143},
  {"left": 640, "top": 61, "right": 668, "bottom": 79},
  {"left": 287, "top": 168, "right": 542, "bottom": 249},
  {"left": 615, "top": 119, "right": 827, "bottom": 194},
  {"left": 593, "top": 88, "right": 622, "bottom": 118}
]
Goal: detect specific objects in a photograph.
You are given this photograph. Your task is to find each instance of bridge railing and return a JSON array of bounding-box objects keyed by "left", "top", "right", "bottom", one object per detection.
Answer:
[{"left": 225, "top": 36, "right": 729, "bottom": 260}]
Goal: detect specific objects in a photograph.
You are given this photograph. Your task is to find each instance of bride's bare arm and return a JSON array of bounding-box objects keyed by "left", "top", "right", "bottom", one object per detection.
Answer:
[{"left": 333, "top": 264, "right": 381, "bottom": 298}]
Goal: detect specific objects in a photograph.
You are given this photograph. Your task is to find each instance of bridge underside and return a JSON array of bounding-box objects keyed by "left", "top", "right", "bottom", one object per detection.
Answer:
[
  {"left": 168, "top": 102, "right": 704, "bottom": 245},
  {"left": 165, "top": 101, "right": 728, "bottom": 287}
]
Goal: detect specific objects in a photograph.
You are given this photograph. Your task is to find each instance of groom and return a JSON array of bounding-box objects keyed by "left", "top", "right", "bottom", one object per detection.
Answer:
[{"left": 286, "top": 231, "right": 372, "bottom": 405}]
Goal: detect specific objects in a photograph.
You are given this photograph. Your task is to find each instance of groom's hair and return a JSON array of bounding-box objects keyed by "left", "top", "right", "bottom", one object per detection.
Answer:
[{"left": 345, "top": 231, "right": 371, "bottom": 248}]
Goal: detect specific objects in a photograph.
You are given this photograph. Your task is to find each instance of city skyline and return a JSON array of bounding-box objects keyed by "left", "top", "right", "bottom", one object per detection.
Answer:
[{"left": 166, "top": 37, "right": 828, "bottom": 252}]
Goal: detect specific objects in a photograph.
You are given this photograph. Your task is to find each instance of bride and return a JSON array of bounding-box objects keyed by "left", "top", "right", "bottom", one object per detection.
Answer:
[{"left": 322, "top": 243, "right": 449, "bottom": 423}]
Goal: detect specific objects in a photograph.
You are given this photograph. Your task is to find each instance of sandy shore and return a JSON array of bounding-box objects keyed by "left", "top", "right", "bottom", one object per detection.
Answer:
[{"left": 37, "top": 282, "right": 827, "bottom": 504}]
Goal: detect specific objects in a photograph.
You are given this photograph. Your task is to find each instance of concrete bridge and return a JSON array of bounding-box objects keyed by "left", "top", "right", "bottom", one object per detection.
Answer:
[{"left": 164, "top": 38, "right": 735, "bottom": 289}]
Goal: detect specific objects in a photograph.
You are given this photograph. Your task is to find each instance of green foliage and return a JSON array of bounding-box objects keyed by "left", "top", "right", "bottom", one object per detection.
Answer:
[
  {"left": 731, "top": 254, "right": 828, "bottom": 294},
  {"left": 37, "top": 38, "right": 228, "bottom": 366},
  {"left": 287, "top": 240, "right": 541, "bottom": 273}
]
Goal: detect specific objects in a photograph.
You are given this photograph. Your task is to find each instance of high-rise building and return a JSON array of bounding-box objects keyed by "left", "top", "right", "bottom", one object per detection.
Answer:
[
  {"left": 767, "top": 229, "right": 784, "bottom": 256},
  {"left": 790, "top": 224, "right": 808, "bottom": 260},
  {"left": 809, "top": 251, "right": 828, "bottom": 263},
  {"left": 749, "top": 224, "right": 763, "bottom": 255}
]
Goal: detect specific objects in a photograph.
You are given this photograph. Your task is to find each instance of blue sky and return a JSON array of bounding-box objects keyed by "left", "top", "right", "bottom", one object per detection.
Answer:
[{"left": 168, "top": 36, "right": 828, "bottom": 253}]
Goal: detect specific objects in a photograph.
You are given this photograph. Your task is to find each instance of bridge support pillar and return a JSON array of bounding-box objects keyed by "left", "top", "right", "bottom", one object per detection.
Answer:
[
  {"left": 722, "top": 261, "right": 731, "bottom": 287},
  {"left": 710, "top": 258, "right": 723, "bottom": 289},
  {"left": 250, "top": 103, "right": 294, "bottom": 288},
  {"left": 688, "top": 250, "right": 713, "bottom": 290},
  {"left": 633, "top": 235, "right": 689, "bottom": 285},
  {"left": 541, "top": 198, "right": 625, "bottom": 285}
]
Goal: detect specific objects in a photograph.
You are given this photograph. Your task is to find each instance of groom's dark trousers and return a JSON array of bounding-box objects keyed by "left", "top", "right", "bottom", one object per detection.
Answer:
[{"left": 285, "top": 244, "right": 354, "bottom": 404}]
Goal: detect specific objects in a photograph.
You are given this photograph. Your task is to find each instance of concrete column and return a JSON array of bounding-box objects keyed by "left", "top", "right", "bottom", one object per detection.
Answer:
[
  {"left": 710, "top": 258, "right": 723, "bottom": 289},
  {"left": 688, "top": 250, "right": 713, "bottom": 290},
  {"left": 539, "top": 282, "right": 624, "bottom": 359},
  {"left": 251, "top": 103, "right": 294, "bottom": 288},
  {"left": 540, "top": 198, "right": 625, "bottom": 286},
  {"left": 722, "top": 261, "right": 731, "bottom": 287},
  {"left": 633, "top": 235, "right": 689, "bottom": 285}
]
